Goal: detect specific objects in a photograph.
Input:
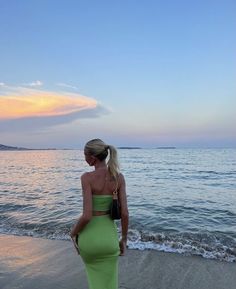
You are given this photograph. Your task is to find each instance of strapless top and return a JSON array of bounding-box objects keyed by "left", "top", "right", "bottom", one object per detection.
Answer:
[{"left": 92, "top": 195, "right": 113, "bottom": 211}]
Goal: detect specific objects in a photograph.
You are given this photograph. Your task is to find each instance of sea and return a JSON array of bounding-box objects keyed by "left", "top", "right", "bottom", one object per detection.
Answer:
[{"left": 0, "top": 148, "right": 236, "bottom": 262}]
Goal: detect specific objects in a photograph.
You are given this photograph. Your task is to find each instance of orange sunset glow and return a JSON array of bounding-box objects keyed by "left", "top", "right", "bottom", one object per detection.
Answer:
[{"left": 0, "top": 89, "right": 97, "bottom": 120}]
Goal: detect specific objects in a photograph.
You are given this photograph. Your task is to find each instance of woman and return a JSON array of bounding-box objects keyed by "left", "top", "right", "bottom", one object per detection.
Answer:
[{"left": 70, "top": 138, "right": 129, "bottom": 289}]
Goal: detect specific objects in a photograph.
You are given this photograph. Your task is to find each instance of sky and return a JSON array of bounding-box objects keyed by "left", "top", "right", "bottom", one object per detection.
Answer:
[{"left": 0, "top": 0, "right": 235, "bottom": 149}]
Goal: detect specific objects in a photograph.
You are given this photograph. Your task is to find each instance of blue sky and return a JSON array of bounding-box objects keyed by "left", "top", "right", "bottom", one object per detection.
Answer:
[{"left": 0, "top": 0, "right": 235, "bottom": 148}]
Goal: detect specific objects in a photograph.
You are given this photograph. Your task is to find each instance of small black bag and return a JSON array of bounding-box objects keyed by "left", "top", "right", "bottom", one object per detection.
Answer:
[{"left": 110, "top": 185, "right": 121, "bottom": 220}]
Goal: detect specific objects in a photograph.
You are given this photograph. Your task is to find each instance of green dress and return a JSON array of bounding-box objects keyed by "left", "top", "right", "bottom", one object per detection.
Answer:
[{"left": 77, "top": 195, "right": 120, "bottom": 289}]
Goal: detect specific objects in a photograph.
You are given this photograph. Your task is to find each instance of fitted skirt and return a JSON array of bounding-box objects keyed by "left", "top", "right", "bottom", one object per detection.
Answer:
[{"left": 77, "top": 215, "right": 120, "bottom": 289}]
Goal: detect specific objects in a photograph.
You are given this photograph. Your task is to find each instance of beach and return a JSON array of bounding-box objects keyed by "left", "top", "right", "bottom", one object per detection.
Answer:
[{"left": 0, "top": 234, "right": 235, "bottom": 289}]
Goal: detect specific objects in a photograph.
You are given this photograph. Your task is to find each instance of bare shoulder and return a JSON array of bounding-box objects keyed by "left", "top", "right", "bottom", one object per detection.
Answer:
[
  {"left": 81, "top": 172, "right": 91, "bottom": 182},
  {"left": 118, "top": 172, "right": 126, "bottom": 188},
  {"left": 80, "top": 172, "right": 92, "bottom": 195},
  {"left": 118, "top": 172, "right": 125, "bottom": 182}
]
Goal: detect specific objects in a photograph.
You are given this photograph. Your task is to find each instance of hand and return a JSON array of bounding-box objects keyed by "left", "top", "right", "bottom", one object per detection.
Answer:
[
  {"left": 70, "top": 230, "right": 76, "bottom": 238},
  {"left": 119, "top": 238, "right": 127, "bottom": 256},
  {"left": 70, "top": 234, "right": 80, "bottom": 255}
]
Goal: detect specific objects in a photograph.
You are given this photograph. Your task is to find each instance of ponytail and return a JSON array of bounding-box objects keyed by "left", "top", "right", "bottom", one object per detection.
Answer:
[{"left": 107, "top": 145, "right": 120, "bottom": 180}]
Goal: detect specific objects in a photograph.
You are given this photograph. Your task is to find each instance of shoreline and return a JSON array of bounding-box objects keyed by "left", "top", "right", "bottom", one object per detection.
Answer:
[
  {"left": 1, "top": 229, "right": 235, "bottom": 263},
  {"left": 1, "top": 233, "right": 235, "bottom": 289}
]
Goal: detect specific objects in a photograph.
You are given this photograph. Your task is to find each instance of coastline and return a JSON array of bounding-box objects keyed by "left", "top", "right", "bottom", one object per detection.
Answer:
[{"left": 0, "top": 234, "right": 235, "bottom": 289}]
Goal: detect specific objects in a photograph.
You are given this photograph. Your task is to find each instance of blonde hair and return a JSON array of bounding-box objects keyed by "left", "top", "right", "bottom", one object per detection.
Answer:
[{"left": 84, "top": 139, "right": 119, "bottom": 179}]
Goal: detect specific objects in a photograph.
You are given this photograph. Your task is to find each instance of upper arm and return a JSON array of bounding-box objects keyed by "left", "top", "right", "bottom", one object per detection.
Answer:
[
  {"left": 81, "top": 173, "right": 93, "bottom": 220},
  {"left": 118, "top": 173, "right": 129, "bottom": 216}
]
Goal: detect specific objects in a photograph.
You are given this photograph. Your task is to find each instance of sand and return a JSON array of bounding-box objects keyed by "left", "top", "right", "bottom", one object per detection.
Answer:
[{"left": 0, "top": 234, "right": 235, "bottom": 289}]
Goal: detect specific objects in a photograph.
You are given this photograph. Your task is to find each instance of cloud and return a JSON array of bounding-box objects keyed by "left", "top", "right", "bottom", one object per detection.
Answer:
[
  {"left": 0, "top": 104, "right": 109, "bottom": 132},
  {"left": 0, "top": 86, "right": 109, "bottom": 132},
  {"left": 56, "top": 82, "right": 78, "bottom": 90},
  {"left": 0, "top": 82, "right": 6, "bottom": 87},
  {"left": 25, "top": 80, "right": 43, "bottom": 87},
  {"left": 0, "top": 87, "right": 97, "bottom": 120}
]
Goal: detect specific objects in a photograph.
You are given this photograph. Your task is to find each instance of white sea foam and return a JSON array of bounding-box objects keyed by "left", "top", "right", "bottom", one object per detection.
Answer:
[
  {"left": 126, "top": 229, "right": 236, "bottom": 262},
  {"left": 1, "top": 226, "right": 236, "bottom": 262}
]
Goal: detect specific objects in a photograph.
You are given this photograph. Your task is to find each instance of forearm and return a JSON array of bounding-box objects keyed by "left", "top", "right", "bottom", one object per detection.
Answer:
[{"left": 121, "top": 212, "right": 129, "bottom": 239}]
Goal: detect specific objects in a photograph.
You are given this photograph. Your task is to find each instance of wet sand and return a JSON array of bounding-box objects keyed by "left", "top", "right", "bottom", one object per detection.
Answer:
[{"left": 0, "top": 234, "right": 235, "bottom": 289}]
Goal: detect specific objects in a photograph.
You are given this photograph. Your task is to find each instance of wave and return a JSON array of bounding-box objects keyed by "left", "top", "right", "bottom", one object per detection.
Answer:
[
  {"left": 127, "top": 229, "right": 236, "bottom": 263},
  {"left": 1, "top": 224, "right": 235, "bottom": 263}
]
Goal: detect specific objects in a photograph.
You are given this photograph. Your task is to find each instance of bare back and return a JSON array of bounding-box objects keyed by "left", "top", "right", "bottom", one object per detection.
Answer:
[
  {"left": 88, "top": 168, "right": 119, "bottom": 195},
  {"left": 81, "top": 168, "right": 127, "bottom": 217}
]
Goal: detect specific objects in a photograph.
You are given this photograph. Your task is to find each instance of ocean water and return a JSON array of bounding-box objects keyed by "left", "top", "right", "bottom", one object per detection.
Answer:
[{"left": 0, "top": 148, "right": 236, "bottom": 262}]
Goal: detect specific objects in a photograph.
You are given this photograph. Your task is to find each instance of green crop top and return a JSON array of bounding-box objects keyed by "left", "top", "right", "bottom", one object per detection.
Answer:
[{"left": 92, "top": 195, "right": 113, "bottom": 211}]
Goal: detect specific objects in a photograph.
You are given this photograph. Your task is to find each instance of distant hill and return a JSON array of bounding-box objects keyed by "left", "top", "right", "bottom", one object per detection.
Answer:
[
  {"left": 0, "top": 144, "right": 57, "bottom": 151},
  {"left": 0, "top": 144, "right": 31, "bottom": 150},
  {"left": 156, "top": 146, "right": 176, "bottom": 149},
  {"left": 118, "top": 146, "right": 142, "bottom": 149}
]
